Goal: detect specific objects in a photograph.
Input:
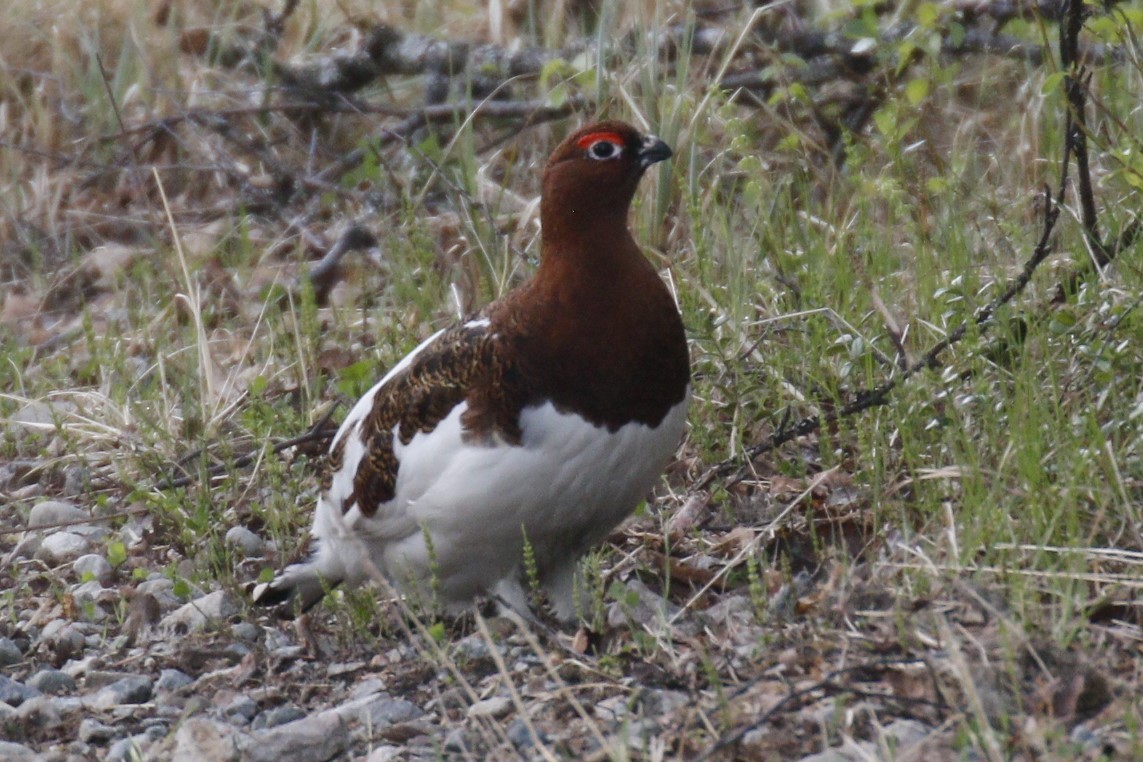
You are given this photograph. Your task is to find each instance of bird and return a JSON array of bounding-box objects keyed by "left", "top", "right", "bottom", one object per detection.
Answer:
[{"left": 252, "top": 120, "right": 690, "bottom": 621}]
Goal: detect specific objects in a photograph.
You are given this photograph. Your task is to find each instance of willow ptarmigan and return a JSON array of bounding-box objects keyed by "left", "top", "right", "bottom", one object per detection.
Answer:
[{"left": 252, "top": 121, "right": 690, "bottom": 620}]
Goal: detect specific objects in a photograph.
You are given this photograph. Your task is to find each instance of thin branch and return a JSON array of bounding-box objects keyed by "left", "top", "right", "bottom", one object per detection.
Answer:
[
  {"left": 693, "top": 179, "right": 1064, "bottom": 494},
  {"left": 154, "top": 404, "right": 340, "bottom": 491}
]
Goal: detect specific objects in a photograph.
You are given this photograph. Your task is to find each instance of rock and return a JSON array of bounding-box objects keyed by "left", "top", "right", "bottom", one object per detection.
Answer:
[
  {"left": 607, "top": 578, "right": 682, "bottom": 630},
  {"left": 0, "top": 674, "right": 41, "bottom": 707},
  {"left": 79, "top": 717, "right": 118, "bottom": 743},
  {"left": 329, "top": 692, "right": 424, "bottom": 729},
  {"left": 83, "top": 670, "right": 138, "bottom": 689},
  {"left": 507, "top": 717, "right": 548, "bottom": 750},
  {"left": 155, "top": 669, "right": 195, "bottom": 692},
  {"left": 170, "top": 717, "right": 240, "bottom": 762},
  {"left": 6, "top": 535, "right": 40, "bottom": 560},
  {"left": 27, "top": 668, "right": 76, "bottom": 695},
  {"left": 224, "top": 526, "right": 265, "bottom": 557},
  {"left": 466, "top": 696, "right": 513, "bottom": 719},
  {"left": 349, "top": 678, "right": 386, "bottom": 699},
  {"left": 221, "top": 693, "right": 258, "bottom": 724},
  {"left": 72, "top": 580, "right": 108, "bottom": 607},
  {"left": 27, "top": 500, "right": 89, "bottom": 530},
  {"left": 16, "top": 695, "right": 62, "bottom": 728},
  {"left": 161, "top": 591, "right": 238, "bottom": 634},
  {"left": 42, "top": 622, "right": 86, "bottom": 661},
  {"left": 109, "top": 726, "right": 166, "bottom": 760},
  {"left": 90, "top": 675, "right": 153, "bottom": 709},
  {"left": 35, "top": 531, "right": 91, "bottom": 564},
  {"left": 136, "top": 577, "right": 179, "bottom": 610},
  {"left": 107, "top": 736, "right": 144, "bottom": 762},
  {"left": 231, "top": 622, "right": 260, "bottom": 642},
  {"left": 0, "top": 636, "right": 22, "bottom": 667},
  {"left": 237, "top": 711, "right": 350, "bottom": 762},
  {"left": 366, "top": 747, "right": 402, "bottom": 762},
  {"left": 0, "top": 741, "right": 37, "bottom": 761},
  {"left": 62, "top": 464, "right": 90, "bottom": 496},
  {"left": 451, "top": 633, "right": 493, "bottom": 663},
  {"left": 0, "top": 701, "right": 16, "bottom": 724},
  {"left": 443, "top": 727, "right": 468, "bottom": 753},
  {"left": 253, "top": 705, "right": 306, "bottom": 729},
  {"left": 74, "top": 554, "right": 113, "bottom": 584},
  {"left": 9, "top": 400, "right": 75, "bottom": 432}
]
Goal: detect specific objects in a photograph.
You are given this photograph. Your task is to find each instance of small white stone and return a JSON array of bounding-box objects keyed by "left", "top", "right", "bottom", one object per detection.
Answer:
[
  {"left": 27, "top": 500, "right": 90, "bottom": 530},
  {"left": 465, "top": 696, "right": 512, "bottom": 719},
  {"left": 160, "top": 591, "right": 238, "bottom": 634},
  {"left": 224, "top": 527, "right": 265, "bottom": 558},
  {"left": 74, "top": 554, "right": 113, "bottom": 584},
  {"left": 36, "top": 532, "right": 91, "bottom": 564}
]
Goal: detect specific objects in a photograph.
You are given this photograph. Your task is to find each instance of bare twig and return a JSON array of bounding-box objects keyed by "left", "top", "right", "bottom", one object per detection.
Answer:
[
  {"left": 154, "top": 403, "right": 340, "bottom": 491},
  {"left": 303, "top": 224, "right": 379, "bottom": 306},
  {"left": 692, "top": 180, "right": 1064, "bottom": 494}
]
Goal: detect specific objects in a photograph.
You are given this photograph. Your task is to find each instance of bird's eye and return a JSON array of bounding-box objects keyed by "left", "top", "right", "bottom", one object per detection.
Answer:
[{"left": 586, "top": 139, "right": 622, "bottom": 161}]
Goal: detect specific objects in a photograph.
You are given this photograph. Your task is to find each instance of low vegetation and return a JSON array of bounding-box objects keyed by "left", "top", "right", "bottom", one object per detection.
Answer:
[{"left": 2, "top": 0, "right": 1141, "bottom": 759}]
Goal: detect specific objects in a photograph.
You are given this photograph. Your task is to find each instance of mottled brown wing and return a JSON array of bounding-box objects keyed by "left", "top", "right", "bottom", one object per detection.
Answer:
[{"left": 326, "top": 322, "right": 522, "bottom": 518}]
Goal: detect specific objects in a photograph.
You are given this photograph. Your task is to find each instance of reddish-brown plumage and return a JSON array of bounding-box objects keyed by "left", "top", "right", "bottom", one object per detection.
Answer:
[{"left": 253, "top": 121, "right": 690, "bottom": 619}]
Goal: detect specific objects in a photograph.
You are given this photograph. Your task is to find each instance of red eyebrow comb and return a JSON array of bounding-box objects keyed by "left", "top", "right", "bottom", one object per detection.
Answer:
[{"left": 576, "top": 131, "right": 625, "bottom": 149}]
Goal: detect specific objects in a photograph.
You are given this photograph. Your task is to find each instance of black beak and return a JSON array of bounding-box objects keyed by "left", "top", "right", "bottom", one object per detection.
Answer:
[{"left": 637, "top": 135, "right": 673, "bottom": 168}]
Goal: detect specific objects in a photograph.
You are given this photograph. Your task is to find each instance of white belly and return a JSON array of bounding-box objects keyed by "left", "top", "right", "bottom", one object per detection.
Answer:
[{"left": 320, "top": 391, "right": 689, "bottom": 611}]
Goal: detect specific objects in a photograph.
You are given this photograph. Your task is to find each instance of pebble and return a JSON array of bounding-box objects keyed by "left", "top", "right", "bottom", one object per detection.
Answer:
[
  {"left": 79, "top": 718, "right": 118, "bottom": 743},
  {"left": 0, "top": 636, "right": 22, "bottom": 666},
  {"left": 224, "top": 526, "right": 265, "bottom": 557},
  {"left": 74, "top": 554, "right": 113, "bottom": 584},
  {"left": 43, "top": 622, "right": 86, "bottom": 661},
  {"left": 72, "top": 580, "right": 109, "bottom": 608},
  {"left": 160, "top": 591, "right": 238, "bottom": 634},
  {"left": 466, "top": 696, "right": 512, "bottom": 719},
  {"left": 27, "top": 669, "right": 76, "bottom": 695},
  {"left": 35, "top": 532, "right": 92, "bottom": 564},
  {"left": 171, "top": 717, "right": 240, "bottom": 762},
  {"left": 231, "top": 622, "right": 260, "bottom": 642},
  {"left": 90, "top": 676, "right": 153, "bottom": 709},
  {"left": 366, "top": 747, "right": 402, "bottom": 762},
  {"left": 16, "top": 695, "right": 61, "bottom": 728},
  {"left": 27, "top": 500, "right": 90, "bottom": 530},
  {"left": 136, "top": 577, "right": 180, "bottom": 611},
  {"left": 252, "top": 705, "right": 306, "bottom": 729},
  {"left": 238, "top": 712, "right": 350, "bottom": 762},
  {"left": 607, "top": 578, "right": 682, "bottom": 630},
  {"left": 221, "top": 694, "right": 258, "bottom": 724},
  {"left": 0, "top": 674, "right": 41, "bottom": 707},
  {"left": 451, "top": 634, "right": 493, "bottom": 663},
  {"left": 107, "top": 736, "right": 145, "bottom": 762},
  {"left": 156, "top": 669, "right": 195, "bottom": 693},
  {"left": 443, "top": 727, "right": 468, "bottom": 753},
  {"left": 0, "top": 741, "right": 37, "bottom": 761},
  {"left": 332, "top": 692, "right": 424, "bottom": 729},
  {"left": 507, "top": 717, "right": 547, "bottom": 750}
]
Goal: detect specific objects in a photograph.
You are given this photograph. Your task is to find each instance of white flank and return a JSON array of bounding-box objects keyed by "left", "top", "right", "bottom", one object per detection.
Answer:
[{"left": 294, "top": 378, "right": 690, "bottom": 618}]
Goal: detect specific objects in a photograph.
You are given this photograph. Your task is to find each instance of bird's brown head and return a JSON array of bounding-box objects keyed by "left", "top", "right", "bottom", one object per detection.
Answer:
[{"left": 540, "top": 120, "right": 672, "bottom": 246}]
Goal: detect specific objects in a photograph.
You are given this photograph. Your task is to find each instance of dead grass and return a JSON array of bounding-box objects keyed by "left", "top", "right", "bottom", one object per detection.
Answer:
[{"left": 2, "top": 0, "right": 1143, "bottom": 759}]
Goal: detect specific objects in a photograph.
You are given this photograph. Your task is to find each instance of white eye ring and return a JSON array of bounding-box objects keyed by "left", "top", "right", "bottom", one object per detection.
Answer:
[{"left": 586, "top": 140, "right": 622, "bottom": 161}]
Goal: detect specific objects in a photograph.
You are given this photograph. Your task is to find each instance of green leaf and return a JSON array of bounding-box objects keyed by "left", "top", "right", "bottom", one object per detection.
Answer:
[
  {"left": 172, "top": 578, "right": 192, "bottom": 599},
  {"left": 247, "top": 375, "right": 268, "bottom": 397},
  {"left": 905, "top": 77, "right": 930, "bottom": 106},
  {"left": 107, "top": 541, "right": 127, "bottom": 567},
  {"left": 1040, "top": 71, "right": 1066, "bottom": 96},
  {"left": 337, "top": 359, "right": 376, "bottom": 398}
]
